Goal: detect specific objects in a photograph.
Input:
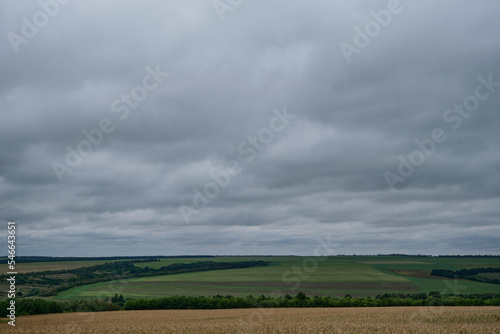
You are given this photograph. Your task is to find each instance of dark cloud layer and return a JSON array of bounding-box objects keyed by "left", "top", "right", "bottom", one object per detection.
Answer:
[{"left": 1, "top": 1, "right": 499, "bottom": 256}]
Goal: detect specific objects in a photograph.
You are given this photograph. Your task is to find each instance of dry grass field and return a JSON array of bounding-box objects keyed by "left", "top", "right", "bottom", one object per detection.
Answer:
[{"left": 2, "top": 307, "right": 499, "bottom": 334}]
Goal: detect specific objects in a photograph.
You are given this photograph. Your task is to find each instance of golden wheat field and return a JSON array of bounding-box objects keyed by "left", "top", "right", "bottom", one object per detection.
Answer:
[{"left": 2, "top": 307, "right": 500, "bottom": 334}]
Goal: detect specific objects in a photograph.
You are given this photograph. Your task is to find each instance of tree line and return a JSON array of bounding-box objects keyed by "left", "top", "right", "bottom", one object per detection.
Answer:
[
  {"left": 431, "top": 267, "right": 500, "bottom": 284},
  {"left": 122, "top": 292, "right": 500, "bottom": 310},
  {"left": 2, "top": 292, "right": 500, "bottom": 317}
]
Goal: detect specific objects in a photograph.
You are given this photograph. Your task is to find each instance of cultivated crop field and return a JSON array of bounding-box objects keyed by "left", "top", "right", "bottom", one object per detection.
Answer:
[
  {"left": 2, "top": 307, "right": 499, "bottom": 333},
  {"left": 52, "top": 255, "right": 500, "bottom": 300}
]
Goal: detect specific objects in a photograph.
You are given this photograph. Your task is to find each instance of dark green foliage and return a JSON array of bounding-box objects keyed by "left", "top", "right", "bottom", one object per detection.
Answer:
[
  {"left": 431, "top": 267, "right": 500, "bottom": 284},
  {"left": 111, "top": 294, "right": 125, "bottom": 307},
  {"left": 63, "top": 299, "right": 121, "bottom": 312},
  {"left": 0, "top": 299, "right": 63, "bottom": 317},
  {"left": 429, "top": 291, "right": 441, "bottom": 297},
  {"left": 1, "top": 292, "right": 499, "bottom": 317},
  {"left": 122, "top": 292, "right": 500, "bottom": 311}
]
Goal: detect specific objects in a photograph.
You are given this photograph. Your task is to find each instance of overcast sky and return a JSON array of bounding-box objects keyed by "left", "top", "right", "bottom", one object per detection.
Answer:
[{"left": 1, "top": 0, "right": 499, "bottom": 256}]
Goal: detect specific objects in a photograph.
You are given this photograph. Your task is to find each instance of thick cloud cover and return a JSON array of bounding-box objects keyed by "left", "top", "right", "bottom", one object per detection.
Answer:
[{"left": 1, "top": 0, "right": 499, "bottom": 256}]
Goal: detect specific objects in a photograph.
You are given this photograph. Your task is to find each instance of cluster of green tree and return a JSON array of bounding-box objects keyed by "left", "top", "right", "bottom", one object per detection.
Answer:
[
  {"left": 431, "top": 267, "right": 500, "bottom": 284},
  {"left": 123, "top": 292, "right": 500, "bottom": 310},
  {"left": 0, "top": 299, "right": 63, "bottom": 316},
  {"left": 0, "top": 298, "right": 124, "bottom": 317},
  {"left": 2, "top": 292, "right": 499, "bottom": 317},
  {"left": 6, "top": 260, "right": 269, "bottom": 297},
  {"left": 374, "top": 292, "right": 500, "bottom": 300},
  {"left": 122, "top": 292, "right": 500, "bottom": 310},
  {"left": 110, "top": 293, "right": 126, "bottom": 307}
]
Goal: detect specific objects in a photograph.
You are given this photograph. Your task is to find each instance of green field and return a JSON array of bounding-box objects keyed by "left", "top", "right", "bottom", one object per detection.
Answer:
[{"left": 50, "top": 256, "right": 500, "bottom": 300}]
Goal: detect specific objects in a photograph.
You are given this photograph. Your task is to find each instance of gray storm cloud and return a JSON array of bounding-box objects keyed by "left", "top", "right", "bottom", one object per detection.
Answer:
[{"left": 1, "top": 0, "right": 499, "bottom": 256}]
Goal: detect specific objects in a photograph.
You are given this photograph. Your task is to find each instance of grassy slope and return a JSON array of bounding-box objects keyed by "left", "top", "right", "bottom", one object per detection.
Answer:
[
  {"left": 370, "top": 260, "right": 500, "bottom": 295},
  {"left": 134, "top": 256, "right": 408, "bottom": 282},
  {"left": 54, "top": 256, "right": 411, "bottom": 299},
  {"left": 40, "top": 256, "right": 500, "bottom": 300}
]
